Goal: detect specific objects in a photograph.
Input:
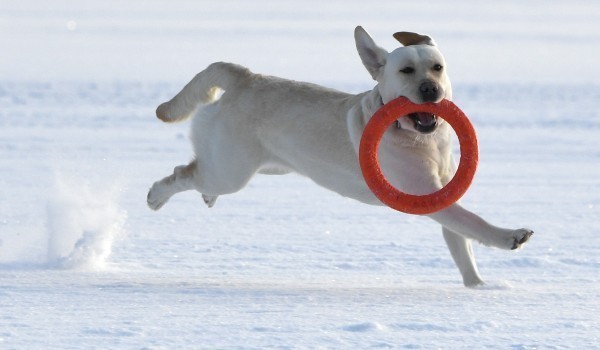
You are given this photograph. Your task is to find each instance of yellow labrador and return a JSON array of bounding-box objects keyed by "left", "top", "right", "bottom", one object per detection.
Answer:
[{"left": 148, "top": 26, "right": 532, "bottom": 287}]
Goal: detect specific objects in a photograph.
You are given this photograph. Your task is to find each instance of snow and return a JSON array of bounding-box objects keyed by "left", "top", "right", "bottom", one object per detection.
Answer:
[{"left": 1, "top": 0, "right": 599, "bottom": 348}]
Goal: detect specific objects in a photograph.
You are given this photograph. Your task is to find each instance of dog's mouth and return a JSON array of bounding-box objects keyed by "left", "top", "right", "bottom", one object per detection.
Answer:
[{"left": 396, "top": 113, "right": 438, "bottom": 134}]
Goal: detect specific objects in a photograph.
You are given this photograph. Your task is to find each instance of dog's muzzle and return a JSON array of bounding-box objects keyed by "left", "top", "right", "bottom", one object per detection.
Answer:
[{"left": 419, "top": 81, "right": 440, "bottom": 103}]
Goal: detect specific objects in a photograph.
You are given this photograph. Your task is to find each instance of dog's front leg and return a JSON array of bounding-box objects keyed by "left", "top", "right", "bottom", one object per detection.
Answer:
[
  {"left": 442, "top": 227, "right": 484, "bottom": 287},
  {"left": 428, "top": 204, "right": 533, "bottom": 250}
]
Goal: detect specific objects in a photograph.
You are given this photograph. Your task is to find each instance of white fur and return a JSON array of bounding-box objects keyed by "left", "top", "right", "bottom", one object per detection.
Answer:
[{"left": 148, "top": 26, "right": 532, "bottom": 287}]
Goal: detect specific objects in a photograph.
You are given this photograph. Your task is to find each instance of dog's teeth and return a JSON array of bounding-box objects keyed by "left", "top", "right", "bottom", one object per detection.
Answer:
[{"left": 395, "top": 120, "right": 402, "bottom": 129}]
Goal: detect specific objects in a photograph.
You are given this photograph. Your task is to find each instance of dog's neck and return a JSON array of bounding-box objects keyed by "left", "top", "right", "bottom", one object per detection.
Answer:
[
  {"left": 360, "top": 85, "right": 385, "bottom": 120},
  {"left": 346, "top": 86, "right": 385, "bottom": 153}
]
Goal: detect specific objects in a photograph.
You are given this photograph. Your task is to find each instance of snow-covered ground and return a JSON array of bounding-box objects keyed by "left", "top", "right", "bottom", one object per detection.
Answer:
[{"left": 1, "top": 1, "right": 599, "bottom": 348}]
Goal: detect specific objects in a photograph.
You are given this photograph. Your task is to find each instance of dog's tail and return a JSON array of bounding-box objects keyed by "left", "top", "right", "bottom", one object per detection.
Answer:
[{"left": 156, "top": 62, "right": 249, "bottom": 123}]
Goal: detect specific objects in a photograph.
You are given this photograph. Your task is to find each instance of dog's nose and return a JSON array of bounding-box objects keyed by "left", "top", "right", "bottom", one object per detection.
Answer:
[{"left": 419, "top": 81, "right": 439, "bottom": 102}]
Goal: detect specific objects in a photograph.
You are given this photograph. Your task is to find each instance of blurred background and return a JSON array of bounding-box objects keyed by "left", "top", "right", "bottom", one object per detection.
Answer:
[{"left": 2, "top": 0, "right": 599, "bottom": 86}]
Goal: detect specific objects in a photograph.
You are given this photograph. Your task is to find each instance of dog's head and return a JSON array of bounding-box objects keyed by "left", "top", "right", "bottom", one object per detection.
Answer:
[{"left": 355, "top": 26, "right": 452, "bottom": 134}]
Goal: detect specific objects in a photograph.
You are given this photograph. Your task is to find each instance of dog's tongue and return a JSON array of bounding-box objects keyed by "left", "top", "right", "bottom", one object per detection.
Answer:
[{"left": 414, "top": 112, "right": 436, "bottom": 126}]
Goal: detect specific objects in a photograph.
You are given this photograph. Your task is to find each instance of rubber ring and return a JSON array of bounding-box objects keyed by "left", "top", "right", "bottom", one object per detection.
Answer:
[{"left": 359, "top": 97, "right": 478, "bottom": 215}]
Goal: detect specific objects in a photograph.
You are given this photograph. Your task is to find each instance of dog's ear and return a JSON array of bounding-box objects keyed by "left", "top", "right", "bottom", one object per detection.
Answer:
[
  {"left": 355, "top": 26, "right": 388, "bottom": 80},
  {"left": 393, "top": 32, "right": 436, "bottom": 46}
]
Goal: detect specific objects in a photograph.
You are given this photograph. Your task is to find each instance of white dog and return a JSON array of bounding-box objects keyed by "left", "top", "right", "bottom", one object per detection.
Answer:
[{"left": 148, "top": 26, "right": 533, "bottom": 287}]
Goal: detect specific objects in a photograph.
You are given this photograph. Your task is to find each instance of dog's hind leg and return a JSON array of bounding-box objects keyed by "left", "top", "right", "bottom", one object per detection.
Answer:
[
  {"left": 442, "top": 227, "right": 484, "bottom": 287},
  {"left": 147, "top": 161, "right": 198, "bottom": 211}
]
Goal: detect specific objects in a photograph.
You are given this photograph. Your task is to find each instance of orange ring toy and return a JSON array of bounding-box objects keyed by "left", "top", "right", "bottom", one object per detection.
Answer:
[{"left": 359, "top": 97, "right": 478, "bottom": 215}]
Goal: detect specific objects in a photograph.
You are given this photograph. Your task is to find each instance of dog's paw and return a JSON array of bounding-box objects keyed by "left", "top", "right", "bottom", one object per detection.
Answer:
[
  {"left": 464, "top": 277, "right": 486, "bottom": 289},
  {"left": 510, "top": 228, "right": 534, "bottom": 250},
  {"left": 147, "top": 182, "right": 170, "bottom": 211},
  {"left": 202, "top": 194, "right": 218, "bottom": 208}
]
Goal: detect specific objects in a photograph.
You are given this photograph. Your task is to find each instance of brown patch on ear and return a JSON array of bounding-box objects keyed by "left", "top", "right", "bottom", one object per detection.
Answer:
[{"left": 393, "top": 32, "right": 436, "bottom": 46}]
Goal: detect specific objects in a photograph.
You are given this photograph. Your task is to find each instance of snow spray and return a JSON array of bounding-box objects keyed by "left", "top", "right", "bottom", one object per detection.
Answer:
[{"left": 45, "top": 174, "right": 127, "bottom": 269}]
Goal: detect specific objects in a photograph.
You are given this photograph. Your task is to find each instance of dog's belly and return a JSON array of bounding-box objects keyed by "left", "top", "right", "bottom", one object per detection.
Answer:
[
  {"left": 259, "top": 137, "right": 381, "bottom": 205},
  {"left": 305, "top": 170, "right": 381, "bottom": 205}
]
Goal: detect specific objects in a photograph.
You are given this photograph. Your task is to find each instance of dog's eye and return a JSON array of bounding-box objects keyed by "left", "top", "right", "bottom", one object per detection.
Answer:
[
  {"left": 433, "top": 64, "right": 443, "bottom": 72},
  {"left": 399, "top": 67, "right": 415, "bottom": 74}
]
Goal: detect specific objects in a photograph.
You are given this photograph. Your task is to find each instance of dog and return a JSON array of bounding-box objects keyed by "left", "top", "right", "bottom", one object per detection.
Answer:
[{"left": 147, "top": 26, "right": 533, "bottom": 287}]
